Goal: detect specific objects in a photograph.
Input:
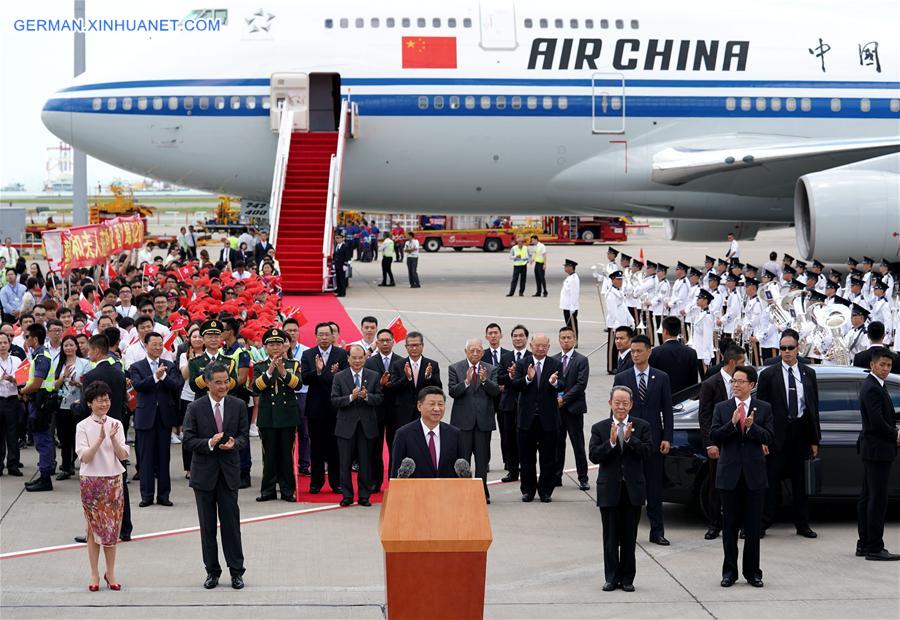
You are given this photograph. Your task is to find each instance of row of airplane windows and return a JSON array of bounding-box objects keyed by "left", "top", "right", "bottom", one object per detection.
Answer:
[
  {"left": 88, "top": 94, "right": 900, "bottom": 113},
  {"left": 322, "top": 17, "right": 638, "bottom": 30}
]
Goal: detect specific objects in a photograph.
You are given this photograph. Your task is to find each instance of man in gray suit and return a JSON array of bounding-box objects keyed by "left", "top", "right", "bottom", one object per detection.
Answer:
[
  {"left": 448, "top": 338, "right": 500, "bottom": 503},
  {"left": 331, "top": 345, "right": 383, "bottom": 507}
]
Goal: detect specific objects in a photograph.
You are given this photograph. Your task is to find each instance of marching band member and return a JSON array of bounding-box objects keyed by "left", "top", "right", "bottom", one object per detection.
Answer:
[
  {"left": 869, "top": 280, "right": 893, "bottom": 347},
  {"left": 846, "top": 304, "right": 871, "bottom": 358},
  {"left": 690, "top": 289, "right": 716, "bottom": 374},
  {"left": 719, "top": 275, "right": 743, "bottom": 342}
]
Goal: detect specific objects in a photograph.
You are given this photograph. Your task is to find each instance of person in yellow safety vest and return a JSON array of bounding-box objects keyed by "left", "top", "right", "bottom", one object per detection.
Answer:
[
  {"left": 21, "top": 324, "right": 59, "bottom": 492},
  {"left": 507, "top": 237, "right": 529, "bottom": 297},
  {"left": 378, "top": 232, "right": 396, "bottom": 287},
  {"left": 530, "top": 234, "right": 549, "bottom": 297}
]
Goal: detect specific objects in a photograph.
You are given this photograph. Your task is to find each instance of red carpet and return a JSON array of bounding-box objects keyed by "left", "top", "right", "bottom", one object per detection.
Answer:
[
  {"left": 294, "top": 439, "right": 389, "bottom": 504},
  {"left": 283, "top": 293, "right": 362, "bottom": 347}
]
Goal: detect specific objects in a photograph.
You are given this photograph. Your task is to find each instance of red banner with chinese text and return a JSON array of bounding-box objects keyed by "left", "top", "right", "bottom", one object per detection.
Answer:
[{"left": 42, "top": 216, "right": 145, "bottom": 275}]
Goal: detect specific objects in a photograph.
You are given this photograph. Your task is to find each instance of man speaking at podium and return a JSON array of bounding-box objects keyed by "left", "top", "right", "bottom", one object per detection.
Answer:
[{"left": 390, "top": 387, "right": 464, "bottom": 478}]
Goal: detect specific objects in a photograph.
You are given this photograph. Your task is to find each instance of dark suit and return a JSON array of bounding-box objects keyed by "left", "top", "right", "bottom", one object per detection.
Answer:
[
  {"left": 81, "top": 359, "right": 132, "bottom": 537},
  {"left": 448, "top": 360, "right": 499, "bottom": 498},
  {"left": 853, "top": 346, "right": 900, "bottom": 370},
  {"left": 763, "top": 354, "right": 811, "bottom": 366},
  {"left": 711, "top": 398, "right": 773, "bottom": 581},
  {"left": 649, "top": 339, "right": 701, "bottom": 396},
  {"left": 300, "top": 346, "right": 349, "bottom": 492},
  {"left": 756, "top": 362, "right": 821, "bottom": 530},
  {"left": 365, "top": 352, "right": 403, "bottom": 492},
  {"left": 612, "top": 350, "right": 634, "bottom": 374},
  {"left": 613, "top": 366, "right": 673, "bottom": 539},
  {"left": 129, "top": 357, "right": 182, "bottom": 503},
  {"left": 589, "top": 416, "right": 652, "bottom": 586},
  {"left": 497, "top": 348, "right": 530, "bottom": 476},
  {"left": 390, "top": 420, "right": 464, "bottom": 478},
  {"left": 331, "top": 367, "right": 383, "bottom": 501},
  {"left": 332, "top": 242, "right": 351, "bottom": 296},
  {"left": 698, "top": 371, "right": 730, "bottom": 530},
  {"left": 391, "top": 356, "right": 442, "bottom": 429},
  {"left": 857, "top": 374, "right": 899, "bottom": 554},
  {"left": 182, "top": 395, "right": 249, "bottom": 578},
  {"left": 217, "top": 246, "right": 241, "bottom": 267},
  {"left": 553, "top": 349, "right": 590, "bottom": 484},
  {"left": 511, "top": 355, "right": 564, "bottom": 499},
  {"left": 254, "top": 240, "right": 273, "bottom": 267},
  {"left": 482, "top": 347, "right": 514, "bottom": 475}
]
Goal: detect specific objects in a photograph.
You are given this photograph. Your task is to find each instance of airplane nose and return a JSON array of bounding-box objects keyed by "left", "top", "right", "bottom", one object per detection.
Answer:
[{"left": 41, "top": 94, "right": 74, "bottom": 145}]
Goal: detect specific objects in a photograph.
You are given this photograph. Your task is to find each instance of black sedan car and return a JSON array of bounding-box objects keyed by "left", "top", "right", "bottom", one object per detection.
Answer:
[{"left": 662, "top": 366, "right": 900, "bottom": 519}]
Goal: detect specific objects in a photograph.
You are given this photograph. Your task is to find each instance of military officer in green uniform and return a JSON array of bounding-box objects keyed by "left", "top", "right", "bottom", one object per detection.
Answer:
[
  {"left": 188, "top": 320, "right": 238, "bottom": 396},
  {"left": 253, "top": 328, "right": 302, "bottom": 502}
]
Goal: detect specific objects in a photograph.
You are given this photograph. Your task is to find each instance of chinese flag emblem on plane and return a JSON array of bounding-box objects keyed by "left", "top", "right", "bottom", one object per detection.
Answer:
[
  {"left": 388, "top": 316, "right": 408, "bottom": 342},
  {"left": 401, "top": 36, "right": 457, "bottom": 69}
]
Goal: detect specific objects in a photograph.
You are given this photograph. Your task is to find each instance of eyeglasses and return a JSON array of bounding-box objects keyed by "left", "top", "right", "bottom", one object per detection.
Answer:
[
  {"left": 731, "top": 379, "right": 751, "bottom": 385},
  {"left": 780, "top": 345, "right": 797, "bottom": 351}
]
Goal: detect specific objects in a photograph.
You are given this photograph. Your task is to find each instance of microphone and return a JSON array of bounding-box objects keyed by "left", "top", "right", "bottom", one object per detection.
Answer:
[
  {"left": 454, "top": 458, "right": 472, "bottom": 478},
  {"left": 397, "top": 457, "right": 416, "bottom": 478}
]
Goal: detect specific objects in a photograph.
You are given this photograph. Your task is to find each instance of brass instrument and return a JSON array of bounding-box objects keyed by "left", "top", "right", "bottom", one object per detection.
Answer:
[
  {"left": 814, "top": 305, "right": 852, "bottom": 365},
  {"left": 758, "top": 282, "right": 793, "bottom": 331},
  {"left": 798, "top": 300, "right": 825, "bottom": 357}
]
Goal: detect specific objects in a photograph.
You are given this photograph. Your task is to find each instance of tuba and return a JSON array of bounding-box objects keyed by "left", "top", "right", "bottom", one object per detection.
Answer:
[
  {"left": 814, "top": 305, "right": 852, "bottom": 365},
  {"left": 798, "top": 300, "right": 825, "bottom": 357},
  {"left": 757, "top": 282, "right": 792, "bottom": 331}
]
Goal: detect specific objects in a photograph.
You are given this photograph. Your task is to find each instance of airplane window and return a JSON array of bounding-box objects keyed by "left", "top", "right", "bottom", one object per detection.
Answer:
[
  {"left": 725, "top": 97, "right": 736, "bottom": 111},
  {"left": 465, "top": 96, "right": 476, "bottom": 110},
  {"left": 339, "top": 18, "right": 348, "bottom": 28},
  {"left": 324, "top": 19, "right": 333, "bottom": 28},
  {"left": 755, "top": 97, "right": 766, "bottom": 111},
  {"left": 558, "top": 96, "right": 568, "bottom": 110},
  {"left": 554, "top": 19, "right": 563, "bottom": 28},
  {"left": 600, "top": 19, "right": 609, "bottom": 28},
  {"left": 539, "top": 18, "right": 548, "bottom": 28},
  {"left": 107, "top": 97, "right": 117, "bottom": 111},
  {"left": 800, "top": 97, "right": 811, "bottom": 112},
  {"left": 610, "top": 96, "right": 622, "bottom": 110},
  {"left": 542, "top": 96, "right": 553, "bottom": 110},
  {"left": 449, "top": 96, "right": 460, "bottom": 110},
  {"left": 511, "top": 96, "right": 522, "bottom": 110},
  {"left": 198, "top": 96, "right": 208, "bottom": 110},
  {"left": 230, "top": 96, "right": 241, "bottom": 110},
  {"left": 121, "top": 97, "right": 133, "bottom": 111},
  {"left": 371, "top": 18, "right": 379, "bottom": 27},
  {"left": 214, "top": 96, "right": 225, "bottom": 110},
  {"left": 496, "top": 95, "right": 507, "bottom": 110},
  {"left": 463, "top": 18, "right": 472, "bottom": 27},
  {"left": 168, "top": 97, "right": 178, "bottom": 110},
  {"left": 480, "top": 96, "right": 491, "bottom": 110},
  {"left": 433, "top": 95, "right": 444, "bottom": 109},
  {"left": 785, "top": 97, "right": 796, "bottom": 111},
  {"left": 585, "top": 19, "right": 594, "bottom": 28},
  {"left": 245, "top": 96, "right": 256, "bottom": 110},
  {"left": 418, "top": 96, "right": 429, "bottom": 110},
  {"left": 213, "top": 10, "right": 228, "bottom": 25},
  {"left": 417, "top": 18, "right": 426, "bottom": 27},
  {"left": 402, "top": 18, "right": 410, "bottom": 27},
  {"left": 570, "top": 19, "right": 578, "bottom": 28},
  {"left": 891, "top": 99, "right": 900, "bottom": 113},
  {"left": 859, "top": 98, "right": 870, "bottom": 112},
  {"left": 137, "top": 97, "right": 148, "bottom": 110},
  {"left": 524, "top": 18, "right": 533, "bottom": 28},
  {"left": 740, "top": 97, "right": 751, "bottom": 111},
  {"left": 433, "top": 18, "right": 441, "bottom": 27},
  {"left": 830, "top": 98, "right": 841, "bottom": 112},
  {"left": 355, "top": 18, "right": 364, "bottom": 28},
  {"left": 527, "top": 96, "right": 538, "bottom": 110},
  {"left": 770, "top": 97, "right": 782, "bottom": 111},
  {"left": 386, "top": 17, "right": 395, "bottom": 27},
  {"left": 448, "top": 18, "right": 457, "bottom": 27},
  {"left": 152, "top": 97, "right": 163, "bottom": 111},
  {"left": 182, "top": 97, "right": 192, "bottom": 110},
  {"left": 631, "top": 19, "right": 639, "bottom": 28},
  {"left": 92, "top": 98, "right": 102, "bottom": 111},
  {"left": 262, "top": 96, "right": 271, "bottom": 110},
  {"left": 615, "top": 19, "right": 624, "bottom": 29}
]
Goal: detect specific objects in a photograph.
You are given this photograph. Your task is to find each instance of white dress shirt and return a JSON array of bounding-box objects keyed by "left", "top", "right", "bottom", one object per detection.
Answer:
[
  {"left": 720, "top": 368, "right": 734, "bottom": 400},
  {"left": 207, "top": 394, "right": 226, "bottom": 451},
  {"left": 610, "top": 414, "right": 631, "bottom": 447},
  {"left": 420, "top": 419, "right": 441, "bottom": 465},
  {"left": 733, "top": 396, "right": 752, "bottom": 424},
  {"left": 781, "top": 362, "right": 806, "bottom": 418}
]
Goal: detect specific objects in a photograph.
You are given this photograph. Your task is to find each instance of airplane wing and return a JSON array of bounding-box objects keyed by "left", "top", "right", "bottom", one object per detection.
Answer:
[{"left": 651, "top": 135, "right": 900, "bottom": 197}]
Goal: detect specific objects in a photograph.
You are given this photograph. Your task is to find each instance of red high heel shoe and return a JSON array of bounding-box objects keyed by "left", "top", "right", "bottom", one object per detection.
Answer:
[
  {"left": 88, "top": 583, "right": 100, "bottom": 592},
  {"left": 103, "top": 574, "right": 122, "bottom": 591}
]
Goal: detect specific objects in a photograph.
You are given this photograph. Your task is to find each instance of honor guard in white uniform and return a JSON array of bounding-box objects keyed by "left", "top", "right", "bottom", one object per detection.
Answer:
[
  {"left": 869, "top": 280, "right": 893, "bottom": 346},
  {"left": 605, "top": 270, "right": 634, "bottom": 373},
  {"left": 559, "top": 259, "right": 581, "bottom": 339},
  {"left": 860, "top": 256, "right": 876, "bottom": 298},
  {"left": 844, "top": 258, "right": 859, "bottom": 293},
  {"left": 668, "top": 263, "right": 691, "bottom": 335},
  {"left": 877, "top": 259, "right": 895, "bottom": 295},
  {"left": 847, "top": 277, "right": 867, "bottom": 308},
  {"left": 625, "top": 258, "right": 644, "bottom": 326},
  {"left": 650, "top": 263, "right": 671, "bottom": 335},
  {"left": 741, "top": 278, "right": 764, "bottom": 365},
  {"left": 683, "top": 267, "right": 703, "bottom": 341},
  {"left": 701, "top": 256, "right": 715, "bottom": 289},
  {"left": 720, "top": 274, "right": 743, "bottom": 340},
  {"left": 846, "top": 303, "right": 871, "bottom": 357},
  {"left": 690, "top": 289, "right": 716, "bottom": 372},
  {"left": 637, "top": 261, "right": 659, "bottom": 345}
]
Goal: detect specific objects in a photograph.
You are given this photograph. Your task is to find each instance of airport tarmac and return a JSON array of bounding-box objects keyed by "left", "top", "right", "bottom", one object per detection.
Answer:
[{"left": 1, "top": 223, "right": 898, "bottom": 619}]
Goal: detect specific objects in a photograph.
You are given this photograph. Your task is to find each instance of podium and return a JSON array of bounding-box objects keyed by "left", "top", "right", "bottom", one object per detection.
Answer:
[{"left": 379, "top": 479, "right": 492, "bottom": 619}]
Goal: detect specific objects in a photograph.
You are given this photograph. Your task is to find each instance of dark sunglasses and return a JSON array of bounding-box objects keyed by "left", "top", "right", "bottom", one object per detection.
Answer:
[{"left": 780, "top": 345, "right": 797, "bottom": 351}]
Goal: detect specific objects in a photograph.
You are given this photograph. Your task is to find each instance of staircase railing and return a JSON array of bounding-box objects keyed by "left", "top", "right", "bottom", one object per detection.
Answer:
[
  {"left": 321, "top": 98, "right": 350, "bottom": 290},
  {"left": 267, "top": 101, "right": 295, "bottom": 250}
]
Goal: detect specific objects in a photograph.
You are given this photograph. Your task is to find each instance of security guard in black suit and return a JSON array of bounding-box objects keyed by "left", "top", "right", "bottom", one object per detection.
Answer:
[{"left": 253, "top": 328, "right": 302, "bottom": 503}]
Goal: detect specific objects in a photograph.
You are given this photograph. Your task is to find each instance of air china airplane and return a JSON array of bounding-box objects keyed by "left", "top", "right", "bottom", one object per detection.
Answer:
[{"left": 41, "top": 1, "right": 900, "bottom": 261}]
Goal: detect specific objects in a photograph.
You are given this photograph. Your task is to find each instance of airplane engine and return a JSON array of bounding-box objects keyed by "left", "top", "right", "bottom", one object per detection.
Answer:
[
  {"left": 663, "top": 219, "right": 770, "bottom": 242},
  {"left": 794, "top": 153, "right": 900, "bottom": 262}
]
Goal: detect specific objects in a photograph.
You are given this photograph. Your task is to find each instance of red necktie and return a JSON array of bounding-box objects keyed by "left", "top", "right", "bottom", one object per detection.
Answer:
[
  {"left": 428, "top": 431, "right": 437, "bottom": 470},
  {"left": 737, "top": 402, "right": 746, "bottom": 432},
  {"left": 213, "top": 402, "right": 223, "bottom": 433}
]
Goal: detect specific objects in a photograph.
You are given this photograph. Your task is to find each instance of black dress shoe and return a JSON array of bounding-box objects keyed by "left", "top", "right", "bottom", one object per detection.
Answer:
[
  {"left": 156, "top": 499, "right": 173, "bottom": 507},
  {"left": 855, "top": 547, "right": 866, "bottom": 557},
  {"left": 7, "top": 467, "right": 22, "bottom": 477},
  {"left": 521, "top": 494, "right": 534, "bottom": 503},
  {"left": 532, "top": 293, "right": 542, "bottom": 297},
  {"left": 621, "top": 583, "right": 635, "bottom": 592},
  {"left": 74, "top": 535, "right": 87, "bottom": 544},
  {"left": 231, "top": 575, "right": 244, "bottom": 589},
  {"left": 204, "top": 574, "right": 219, "bottom": 589},
  {"left": 747, "top": 577, "right": 764, "bottom": 588},
  {"left": 554, "top": 478, "right": 563, "bottom": 487},
  {"left": 720, "top": 577, "right": 735, "bottom": 588},
  {"left": 650, "top": 536, "right": 670, "bottom": 546},
  {"left": 138, "top": 500, "right": 153, "bottom": 508},
  {"left": 501, "top": 473, "right": 518, "bottom": 483},
  {"left": 298, "top": 467, "right": 311, "bottom": 476},
  {"left": 602, "top": 582, "right": 618, "bottom": 592},
  {"left": 119, "top": 533, "right": 131, "bottom": 542},
  {"left": 796, "top": 526, "right": 818, "bottom": 538},
  {"left": 309, "top": 486, "right": 320, "bottom": 494},
  {"left": 239, "top": 472, "right": 251, "bottom": 489},
  {"left": 56, "top": 471, "right": 71, "bottom": 481},
  {"left": 339, "top": 498, "right": 353, "bottom": 507},
  {"left": 505, "top": 293, "right": 514, "bottom": 297},
  {"left": 358, "top": 498, "right": 371, "bottom": 507},
  {"left": 25, "top": 477, "right": 52, "bottom": 492},
  {"left": 539, "top": 496, "right": 552, "bottom": 503},
  {"left": 866, "top": 549, "right": 900, "bottom": 561},
  {"left": 578, "top": 481, "right": 591, "bottom": 491},
  {"left": 256, "top": 494, "right": 276, "bottom": 502},
  {"left": 704, "top": 527, "right": 720, "bottom": 540},
  {"left": 281, "top": 494, "right": 296, "bottom": 502}
]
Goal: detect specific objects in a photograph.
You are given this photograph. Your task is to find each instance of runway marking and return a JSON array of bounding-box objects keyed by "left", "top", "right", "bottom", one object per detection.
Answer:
[
  {"left": 345, "top": 306, "right": 606, "bottom": 325},
  {"left": 0, "top": 465, "right": 599, "bottom": 561}
]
